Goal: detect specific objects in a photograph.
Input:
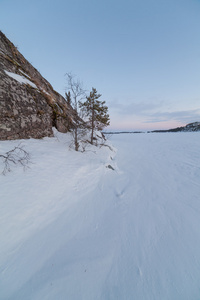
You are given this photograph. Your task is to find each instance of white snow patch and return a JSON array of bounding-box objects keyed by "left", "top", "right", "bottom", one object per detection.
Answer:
[
  {"left": 18, "top": 69, "right": 31, "bottom": 79},
  {"left": 4, "top": 70, "right": 37, "bottom": 88},
  {"left": 0, "top": 131, "right": 200, "bottom": 299},
  {"left": 40, "top": 88, "right": 50, "bottom": 96}
]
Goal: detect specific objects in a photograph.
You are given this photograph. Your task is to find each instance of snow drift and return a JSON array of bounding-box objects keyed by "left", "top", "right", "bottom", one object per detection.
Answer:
[{"left": 0, "top": 131, "right": 200, "bottom": 299}]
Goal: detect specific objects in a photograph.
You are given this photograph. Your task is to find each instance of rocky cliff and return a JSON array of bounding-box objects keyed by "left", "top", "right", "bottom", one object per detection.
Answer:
[{"left": 0, "top": 31, "right": 76, "bottom": 140}]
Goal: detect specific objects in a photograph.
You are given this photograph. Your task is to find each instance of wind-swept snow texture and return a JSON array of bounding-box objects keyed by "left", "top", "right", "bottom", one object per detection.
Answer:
[{"left": 1, "top": 131, "right": 200, "bottom": 300}]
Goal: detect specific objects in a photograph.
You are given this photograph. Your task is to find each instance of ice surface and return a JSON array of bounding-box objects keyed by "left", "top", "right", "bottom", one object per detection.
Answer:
[{"left": 0, "top": 131, "right": 200, "bottom": 299}]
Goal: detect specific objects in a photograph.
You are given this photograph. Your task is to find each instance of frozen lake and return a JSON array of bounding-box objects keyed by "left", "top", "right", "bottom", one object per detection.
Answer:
[{"left": 1, "top": 131, "right": 200, "bottom": 299}]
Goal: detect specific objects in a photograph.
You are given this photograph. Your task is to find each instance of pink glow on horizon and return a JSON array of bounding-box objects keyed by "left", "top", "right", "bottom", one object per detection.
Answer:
[{"left": 108, "top": 120, "right": 186, "bottom": 132}]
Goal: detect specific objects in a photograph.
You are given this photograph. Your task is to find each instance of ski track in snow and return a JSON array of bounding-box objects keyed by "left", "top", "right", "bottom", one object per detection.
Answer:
[{"left": 0, "top": 132, "right": 200, "bottom": 299}]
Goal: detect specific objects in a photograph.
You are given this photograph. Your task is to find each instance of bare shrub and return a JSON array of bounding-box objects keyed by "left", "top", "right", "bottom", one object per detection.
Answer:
[{"left": 0, "top": 144, "right": 31, "bottom": 175}]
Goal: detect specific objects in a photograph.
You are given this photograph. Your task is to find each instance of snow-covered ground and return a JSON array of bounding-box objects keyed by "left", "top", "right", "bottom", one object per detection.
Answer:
[{"left": 1, "top": 131, "right": 200, "bottom": 300}]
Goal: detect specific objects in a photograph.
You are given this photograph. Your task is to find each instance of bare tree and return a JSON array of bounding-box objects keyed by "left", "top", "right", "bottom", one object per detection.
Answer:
[
  {"left": 65, "top": 73, "right": 86, "bottom": 151},
  {"left": 0, "top": 144, "right": 31, "bottom": 175}
]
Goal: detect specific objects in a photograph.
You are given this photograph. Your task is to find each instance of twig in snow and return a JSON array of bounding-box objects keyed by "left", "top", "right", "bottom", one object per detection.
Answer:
[{"left": 0, "top": 143, "right": 31, "bottom": 175}]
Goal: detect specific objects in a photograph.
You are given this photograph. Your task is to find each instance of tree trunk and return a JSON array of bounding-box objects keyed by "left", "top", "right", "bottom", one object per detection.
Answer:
[
  {"left": 91, "top": 102, "right": 95, "bottom": 144},
  {"left": 74, "top": 96, "right": 79, "bottom": 151},
  {"left": 91, "top": 121, "right": 94, "bottom": 144},
  {"left": 74, "top": 125, "right": 79, "bottom": 151}
]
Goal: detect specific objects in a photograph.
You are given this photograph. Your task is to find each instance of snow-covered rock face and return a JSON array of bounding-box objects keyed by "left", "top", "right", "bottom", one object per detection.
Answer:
[
  {"left": 0, "top": 31, "right": 76, "bottom": 140},
  {"left": 185, "top": 122, "right": 200, "bottom": 131}
]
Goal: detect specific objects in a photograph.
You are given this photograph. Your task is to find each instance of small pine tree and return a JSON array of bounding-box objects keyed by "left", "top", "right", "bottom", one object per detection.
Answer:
[
  {"left": 65, "top": 91, "right": 71, "bottom": 106},
  {"left": 80, "top": 87, "right": 110, "bottom": 144}
]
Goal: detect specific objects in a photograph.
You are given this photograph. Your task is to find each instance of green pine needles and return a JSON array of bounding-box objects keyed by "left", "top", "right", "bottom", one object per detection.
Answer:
[
  {"left": 79, "top": 87, "right": 110, "bottom": 144},
  {"left": 65, "top": 72, "right": 110, "bottom": 150}
]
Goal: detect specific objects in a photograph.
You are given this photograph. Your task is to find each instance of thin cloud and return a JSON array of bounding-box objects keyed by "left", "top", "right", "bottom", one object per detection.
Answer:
[
  {"left": 109, "top": 100, "right": 165, "bottom": 115},
  {"left": 145, "top": 109, "right": 200, "bottom": 124}
]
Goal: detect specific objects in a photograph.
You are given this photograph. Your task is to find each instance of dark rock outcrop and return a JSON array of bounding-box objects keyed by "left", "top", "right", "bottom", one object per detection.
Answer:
[{"left": 0, "top": 31, "right": 76, "bottom": 140}]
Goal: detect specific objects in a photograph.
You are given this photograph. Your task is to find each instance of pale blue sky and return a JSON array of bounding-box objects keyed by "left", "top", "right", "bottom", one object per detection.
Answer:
[{"left": 1, "top": 0, "right": 200, "bottom": 130}]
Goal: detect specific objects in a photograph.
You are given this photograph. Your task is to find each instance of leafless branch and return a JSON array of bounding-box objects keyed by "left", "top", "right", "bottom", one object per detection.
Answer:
[
  {"left": 0, "top": 143, "right": 31, "bottom": 175},
  {"left": 65, "top": 72, "right": 87, "bottom": 151}
]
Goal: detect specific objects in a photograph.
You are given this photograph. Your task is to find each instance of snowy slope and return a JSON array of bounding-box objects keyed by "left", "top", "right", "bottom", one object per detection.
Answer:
[{"left": 0, "top": 131, "right": 200, "bottom": 299}]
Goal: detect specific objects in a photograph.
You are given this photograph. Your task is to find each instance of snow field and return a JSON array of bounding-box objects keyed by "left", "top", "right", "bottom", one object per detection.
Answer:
[{"left": 0, "top": 131, "right": 200, "bottom": 299}]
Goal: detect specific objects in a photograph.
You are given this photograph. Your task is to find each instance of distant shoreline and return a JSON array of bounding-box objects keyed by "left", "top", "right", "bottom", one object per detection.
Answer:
[
  {"left": 104, "top": 122, "right": 200, "bottom": 134},
  {"left": 103, "top": 131, "right": 144, "bottom": 134}
]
